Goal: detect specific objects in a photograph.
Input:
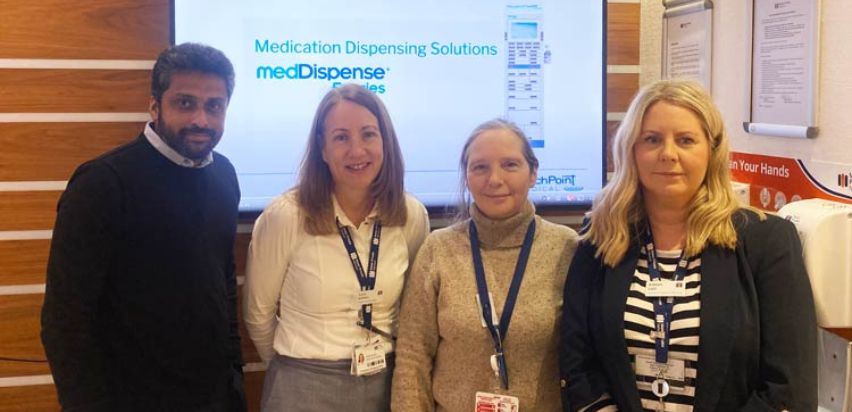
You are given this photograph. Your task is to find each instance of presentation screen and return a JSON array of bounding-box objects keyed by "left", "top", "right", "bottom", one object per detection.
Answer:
[{"left": 173, "top": 1, "right": 605, "bottom": 212}]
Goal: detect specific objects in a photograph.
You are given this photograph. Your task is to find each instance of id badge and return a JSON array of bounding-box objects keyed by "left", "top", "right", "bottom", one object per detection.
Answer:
[
  {"left": 475, "top": 391, "right": 519, "bottom": 412},
  {"left": 645, "top": 279, "right": 687, "bottom": 298},
  {"left": 634, "top": 354, "right": 686, "bottom": 382},
  {"left": 354, "top": 289, "right": 381, "bottom": 307},
  {"left": 351, "top": 337, "right": 387, "bottom": 376}
]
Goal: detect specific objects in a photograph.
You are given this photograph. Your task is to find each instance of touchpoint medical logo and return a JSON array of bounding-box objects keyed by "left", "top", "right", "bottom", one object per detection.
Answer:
[
  {"left": 256, "top": 63, "right": 387, "bottom": 81},
  {"left": 537, "top": 174, "right": 576, "bottom": 186},
  {"left": 534, "top": 174, "right": 584, "bottom": 192}
]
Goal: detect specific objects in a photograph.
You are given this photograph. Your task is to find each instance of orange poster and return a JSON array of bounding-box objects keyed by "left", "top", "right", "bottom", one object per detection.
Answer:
[{"left": 730, "top": 152, "right": 852, "bottom": 211}]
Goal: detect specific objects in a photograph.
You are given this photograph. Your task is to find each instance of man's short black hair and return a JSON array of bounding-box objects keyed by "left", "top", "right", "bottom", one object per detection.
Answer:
[{"left": 151, "top": 43, "right": 235, "bottom": 101}]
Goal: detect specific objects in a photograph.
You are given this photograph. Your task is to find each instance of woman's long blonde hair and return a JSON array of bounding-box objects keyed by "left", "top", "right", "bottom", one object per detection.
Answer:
[{"left": 585, "top": 80, "right": 761, "bottom": 267}]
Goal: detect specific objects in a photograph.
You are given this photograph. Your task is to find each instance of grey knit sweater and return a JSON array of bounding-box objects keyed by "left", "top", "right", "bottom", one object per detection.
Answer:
[{"left": 391, "top": 201, "right": 578, "bottom": 412}]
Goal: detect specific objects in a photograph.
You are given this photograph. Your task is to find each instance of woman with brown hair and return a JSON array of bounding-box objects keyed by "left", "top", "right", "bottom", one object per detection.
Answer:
[
  {"left": 392, "top": 119, "right": 578, "bottom": 411},
  {"left": 244, "top": 84, "right": 429, "bottom": 411}
]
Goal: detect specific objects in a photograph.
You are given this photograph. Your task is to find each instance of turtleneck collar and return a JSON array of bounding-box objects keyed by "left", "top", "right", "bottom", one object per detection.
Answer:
[{"left": 469, "top": 200, "right": 536, "bottom": 249}]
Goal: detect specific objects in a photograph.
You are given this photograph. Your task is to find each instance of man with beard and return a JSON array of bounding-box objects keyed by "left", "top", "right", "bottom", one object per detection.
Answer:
[{"left": 41, "top": 43, "right": 246, "bottom": 412}]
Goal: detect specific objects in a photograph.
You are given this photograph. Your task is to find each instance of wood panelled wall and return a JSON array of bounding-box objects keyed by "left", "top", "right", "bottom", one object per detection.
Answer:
[{"left": 0, "top": 1, "right": 639, "bottom": 410}]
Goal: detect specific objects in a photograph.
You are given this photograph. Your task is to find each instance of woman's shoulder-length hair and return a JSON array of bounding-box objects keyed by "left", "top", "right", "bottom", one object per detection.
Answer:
[
  {"left": 584, "top": 79, "right": 763, "bottom": 267},
  {"left": 295, "top": 84, "right": 407, "bottom": 235}
]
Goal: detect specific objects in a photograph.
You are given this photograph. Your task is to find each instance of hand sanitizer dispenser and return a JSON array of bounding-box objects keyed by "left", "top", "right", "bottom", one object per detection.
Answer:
[
  {"left": 777, "top": 198, "right": 852, "bottom": 328},
  {"left": 778, "top": 198, "right": 852, "bottom": 412}
]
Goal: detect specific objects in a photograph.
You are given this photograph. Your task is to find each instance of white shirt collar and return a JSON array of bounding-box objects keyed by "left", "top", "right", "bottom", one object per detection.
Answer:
[
  {"left": 144, "top": 122, "right": 214, "bottom": 168},
  {"left": 332, "top": 193, "right": 379, "bottom": 228}
]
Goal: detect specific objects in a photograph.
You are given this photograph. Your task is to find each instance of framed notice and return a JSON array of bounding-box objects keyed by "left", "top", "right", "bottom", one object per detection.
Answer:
[
  {"left": 662, "top": 0, "right": 713, "bottom": 90},
  {"left": 743, "top": 0, "right": 821, "bottom": 139}
]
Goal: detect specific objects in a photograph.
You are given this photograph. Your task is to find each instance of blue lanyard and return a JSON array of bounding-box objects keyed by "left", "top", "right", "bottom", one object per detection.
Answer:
[
  {"left": 337, "top": 218, "right": 381, "bottom": 331},
  {"left": 641, "top": 226, "right": 689, "bottom": 364},
  {"left": 469, "top": 219, "right": 536, "bottom": 390}
]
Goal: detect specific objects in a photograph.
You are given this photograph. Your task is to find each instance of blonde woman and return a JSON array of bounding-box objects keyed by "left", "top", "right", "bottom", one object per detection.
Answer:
[{"left": 559, "top": 80, "right": 816, "bottom": 411}]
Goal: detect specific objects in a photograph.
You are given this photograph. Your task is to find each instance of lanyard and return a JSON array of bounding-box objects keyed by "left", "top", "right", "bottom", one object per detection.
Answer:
[
  {"left": 641, "top": 226, "right": 689, "bottom": 364},
  {"left": 337, "top": 218, "right": 381, "bottom": 331},
  {"left": 469, "top": 219, "right": 536, "bottom": 390}
]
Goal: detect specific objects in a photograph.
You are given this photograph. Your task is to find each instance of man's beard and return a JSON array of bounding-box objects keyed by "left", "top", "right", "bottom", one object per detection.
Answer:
[{"left": 155, "top": 113, "right": 219, "bottom": 161}]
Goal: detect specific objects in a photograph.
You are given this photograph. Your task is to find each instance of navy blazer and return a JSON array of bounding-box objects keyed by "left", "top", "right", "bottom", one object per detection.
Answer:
[{"left": 559, "top": 210, "right": 817, "bottom": 411}]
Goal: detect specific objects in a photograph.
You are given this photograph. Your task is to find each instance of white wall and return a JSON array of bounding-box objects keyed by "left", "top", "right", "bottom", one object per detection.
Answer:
[{"left": 639, "top": 1, "right": 663, "bottom": 87}]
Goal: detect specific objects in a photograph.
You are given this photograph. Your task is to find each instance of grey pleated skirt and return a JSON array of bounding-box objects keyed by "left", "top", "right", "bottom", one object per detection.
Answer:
[{"left": 260, "top": 353, "right": 395, "bottom": 412}]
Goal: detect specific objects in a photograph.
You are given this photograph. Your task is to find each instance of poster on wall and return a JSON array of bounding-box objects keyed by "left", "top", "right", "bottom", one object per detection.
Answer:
[
  {"left": 743, "top": 0, "right": 820, "bottom": 139},
  {"left": 662, "top": 0, "right": 713, "bottom": 89},
  {"left": 730, "top": 152, "right": 852, "bottom": 211}
]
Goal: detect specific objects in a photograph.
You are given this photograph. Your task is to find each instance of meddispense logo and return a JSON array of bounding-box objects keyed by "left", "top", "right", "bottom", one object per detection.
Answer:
[{"left": 256, "top": 63, "right": 387, "bottom": 81}]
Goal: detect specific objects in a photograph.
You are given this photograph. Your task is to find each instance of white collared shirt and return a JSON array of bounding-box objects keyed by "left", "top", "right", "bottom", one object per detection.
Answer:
[
  {"left": 243, "top": 191, "right": 430, "bottom": 361},
  {"left": 144, "top": 122, "right": 214, "bottom": 168}
]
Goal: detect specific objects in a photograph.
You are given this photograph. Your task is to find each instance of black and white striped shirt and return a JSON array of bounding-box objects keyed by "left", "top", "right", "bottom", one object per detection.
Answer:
[{"left": 584, "top": 248, "right": 702, "bottom": 412}]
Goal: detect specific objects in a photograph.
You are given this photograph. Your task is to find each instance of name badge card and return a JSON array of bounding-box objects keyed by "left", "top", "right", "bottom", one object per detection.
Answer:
[
  {"left": 634, "top": 354, "right": 686, "bottom": 381},
  {"left": 475, "top": 392, "right": 520, "bottom": 412},
  {"left": 355, "top": 289, "right": 381, "bottom": 306},
  {"left": 645, "top": 279, "right": 687, "bottom": 298},
  {"left": 351, "top": 338, "right": 386, "bottom": 376}
]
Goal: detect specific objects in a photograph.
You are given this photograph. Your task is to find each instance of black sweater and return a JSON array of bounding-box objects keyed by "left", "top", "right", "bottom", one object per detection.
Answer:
[{"left": 41, "top": 135, "right": 242, "bottom": 411}]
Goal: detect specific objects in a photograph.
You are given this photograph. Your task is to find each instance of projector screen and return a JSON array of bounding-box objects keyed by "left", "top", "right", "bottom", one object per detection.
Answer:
[{"left": 173, "top": 1, "right": 606, "bottom": 212}]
